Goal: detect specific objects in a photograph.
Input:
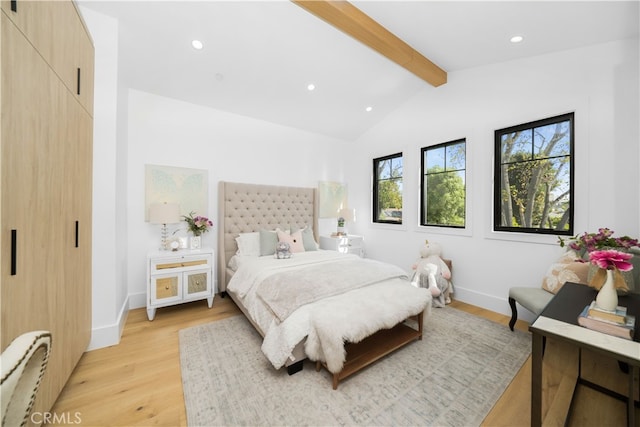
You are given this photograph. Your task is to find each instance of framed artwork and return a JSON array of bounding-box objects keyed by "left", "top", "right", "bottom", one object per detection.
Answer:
[
  {"left": 145, "top": 164, "right": 208, "bottom": 221},
  {"left": 318, "top": 181, "right": 347, "bottom": 218}
]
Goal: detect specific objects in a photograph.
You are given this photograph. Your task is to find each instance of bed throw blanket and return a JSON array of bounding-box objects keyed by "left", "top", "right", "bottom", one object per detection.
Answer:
[
  {"left": 256, "top": 258, "right": 408, "bottom": 322},
  {"left": 305, "top": 282, "right": 431, "bottom": 374}
]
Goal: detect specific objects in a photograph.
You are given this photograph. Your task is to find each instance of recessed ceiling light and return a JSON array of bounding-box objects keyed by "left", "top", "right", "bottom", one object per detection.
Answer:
[
  {"left": 510, "top": 35, "right": 524, "bottom": 44},
  {"left": 307, "top": 83, "right": 316, "bottom": 91},
  {"left": 191, "top": 40, "right": 204, "bottom": 50},
  {"left": 365, "top": 106, "right": 373, "bottom": 112}
]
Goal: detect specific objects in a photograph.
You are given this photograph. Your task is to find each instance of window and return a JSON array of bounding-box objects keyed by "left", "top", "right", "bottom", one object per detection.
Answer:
[
  {"left": 421, "top": 139, "right": 466, "bottom": 227},
  {"left": 494, "top": 113, "right": 574, "bottom": 235},
  {"left": 373, "top": 153, "right": 403, "bottom": 224}
]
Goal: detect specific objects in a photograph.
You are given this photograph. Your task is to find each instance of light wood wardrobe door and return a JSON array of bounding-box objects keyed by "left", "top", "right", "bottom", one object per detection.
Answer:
[{"left": 1, "top": 12, "right": 65, "bottom": 414}]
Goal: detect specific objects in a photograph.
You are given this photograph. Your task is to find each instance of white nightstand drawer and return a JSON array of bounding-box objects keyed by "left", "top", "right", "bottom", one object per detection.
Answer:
[{"left": 319, "top": 235, "right": 364, "bottom": 257}]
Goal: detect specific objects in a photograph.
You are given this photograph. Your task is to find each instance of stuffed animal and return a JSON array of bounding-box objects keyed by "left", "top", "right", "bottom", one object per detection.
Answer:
[
  {"left": 275, "top": 241, "right": 292, "bottom": 259},
  {"left": 411, "top": 240, "right": 453, "bottom": 307}
]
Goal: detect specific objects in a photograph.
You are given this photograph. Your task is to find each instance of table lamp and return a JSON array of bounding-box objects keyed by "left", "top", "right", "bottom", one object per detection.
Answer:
[
  {"left": 149, "top": 202, "right": 180, "bottom": 250},
  {"left": 337, "top": 208, "right": 355, "bottom": 236}
]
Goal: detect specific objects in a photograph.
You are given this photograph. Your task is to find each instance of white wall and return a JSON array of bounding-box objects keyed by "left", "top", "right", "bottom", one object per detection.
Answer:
[
  {"left": 125, "top": 90, "right": 348, "bottom": 308},
  {"left": 81, "top": 8, "right": 130, "bottom": 350},
  {"left": 347, "top": 39, "right": 640, "bottom": 320}
]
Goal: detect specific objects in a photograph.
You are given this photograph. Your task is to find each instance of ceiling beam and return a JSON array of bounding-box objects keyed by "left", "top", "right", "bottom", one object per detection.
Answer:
[{"left": 291, "top": 0, "right": 447, "bottom": 87}]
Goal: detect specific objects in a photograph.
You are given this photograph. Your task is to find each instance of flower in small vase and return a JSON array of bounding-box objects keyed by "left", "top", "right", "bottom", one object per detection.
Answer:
[
  {"left": 558, "top": 228, "right": 639, "bottom": 254},
  {"left": 182, "top": 211, "right": 213, "bottom": 236},
  {"left": 589, "top": 249, "right": 634, "bottom": 272}
]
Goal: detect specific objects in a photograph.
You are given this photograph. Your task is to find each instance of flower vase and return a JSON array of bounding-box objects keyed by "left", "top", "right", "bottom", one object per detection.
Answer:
[
  {"left": 595, "top": 269, "right": 617, "bottom": 311},
  {"left": 190, "top": 235, "right": 201, "bottom": 250}
]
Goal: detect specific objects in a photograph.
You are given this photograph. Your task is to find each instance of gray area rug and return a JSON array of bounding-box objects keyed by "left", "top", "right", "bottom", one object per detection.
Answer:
[{"left": 179, "top": 307, "right": 531, "bottom": 427}]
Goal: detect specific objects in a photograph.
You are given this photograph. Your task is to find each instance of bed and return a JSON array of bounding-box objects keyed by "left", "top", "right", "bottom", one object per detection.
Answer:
[{"left": 217, "top": 181, "right": 431, "bottom": 388}]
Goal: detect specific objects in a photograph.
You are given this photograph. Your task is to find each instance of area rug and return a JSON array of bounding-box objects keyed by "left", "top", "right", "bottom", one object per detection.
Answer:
[{"left": 179, "top": 307, "right": 531, "bottom": 427}]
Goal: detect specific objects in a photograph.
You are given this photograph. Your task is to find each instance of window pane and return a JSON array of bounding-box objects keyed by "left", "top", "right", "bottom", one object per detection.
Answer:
[
  {"left": 373, "top": 153, "right": 403, "bottom": 224},
  {"left": 421, "top": 139, "right": 466, "bottom": 228},
  {"left": 378, "top": 159, "right": 391, "bottom": 179},
  {"left": 446, "top": 142, "right": 466, "bottom": 171},
  {"left": 426, "top": 146, "right": 445, "bottom": 170},
  {"left": 534, "top": 121, "right": 571, "bottom": 158},
  {"left": 391, "top": 157, "right": 403, "bottom": 178},
  {"left": 501, "top": 130, "right": 532, "bottom": 163},
  {"left": 494, "top": 113, "right": 573, "bottom": 235}
]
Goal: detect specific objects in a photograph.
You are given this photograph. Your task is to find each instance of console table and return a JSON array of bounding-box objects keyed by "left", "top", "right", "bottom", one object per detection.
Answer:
[{"left": 529, "top": 282, "right": 640, "bottom": 426}]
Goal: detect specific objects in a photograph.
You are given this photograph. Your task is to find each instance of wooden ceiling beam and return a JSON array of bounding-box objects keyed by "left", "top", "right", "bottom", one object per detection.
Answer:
[{"left": 291, "top": 0, "right": 447, "bottom": 87}]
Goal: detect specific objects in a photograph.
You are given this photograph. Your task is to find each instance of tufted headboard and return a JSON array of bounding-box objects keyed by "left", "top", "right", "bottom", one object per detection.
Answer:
[{"left": 217, "top": 181, "right": 319, "bottom": 291}]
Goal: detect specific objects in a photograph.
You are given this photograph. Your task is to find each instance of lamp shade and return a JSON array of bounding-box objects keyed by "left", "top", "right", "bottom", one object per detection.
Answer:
[
  {"left": 149, "top": 202, "right": 180, "bottom": 224},
  {"left": 338, "top": 208, "right": 355, "bottom": 222}
]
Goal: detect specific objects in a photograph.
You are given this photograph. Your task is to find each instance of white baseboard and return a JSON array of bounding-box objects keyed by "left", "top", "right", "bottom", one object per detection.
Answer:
[
  {"left": 128, "top": 291, "right": 146, "bottom": 310},
  {"left": 454, "top": 286, "right": 536, "bottom": 323},
  {"left": 87, "top": 295, "right": 130, "bottom": 351}
]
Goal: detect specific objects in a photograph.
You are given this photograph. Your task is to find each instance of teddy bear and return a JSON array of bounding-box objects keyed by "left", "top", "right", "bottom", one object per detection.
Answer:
[
  {"left": 275, "top": 241, "right": 292, "bottom": 259},
  {"left": 411, "top": 240, "right": 453, "bottom": 307}
]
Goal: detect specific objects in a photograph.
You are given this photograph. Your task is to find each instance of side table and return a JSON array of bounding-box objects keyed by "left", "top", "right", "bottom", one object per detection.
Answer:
[
  {"left": 146, "top": 247, "right": 215, "bottom": 320},
  {"left": 529, "top": 282, "right": 640, "bottom": 426}
]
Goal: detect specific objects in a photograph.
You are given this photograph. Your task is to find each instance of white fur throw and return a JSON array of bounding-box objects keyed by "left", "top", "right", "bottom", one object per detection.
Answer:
[{"left": 304, "top": 280, "right": 431, "bottom": 374}]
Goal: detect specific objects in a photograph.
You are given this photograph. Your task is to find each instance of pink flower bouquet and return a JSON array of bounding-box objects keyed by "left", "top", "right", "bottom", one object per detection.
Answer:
[
  {"left": 588, "top": 249, "right": 633, "bottom": 291},
  {"left": 589, "top": 249, "right": 634, "bottom": 271}
]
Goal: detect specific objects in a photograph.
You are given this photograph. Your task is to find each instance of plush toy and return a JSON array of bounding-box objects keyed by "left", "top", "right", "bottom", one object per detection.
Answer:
[
  {"left": 411, "top": 240, "right": 453, "bottom": 307},
  {"left": 275, "top": 241, "right": 292, "bottom": 259}
]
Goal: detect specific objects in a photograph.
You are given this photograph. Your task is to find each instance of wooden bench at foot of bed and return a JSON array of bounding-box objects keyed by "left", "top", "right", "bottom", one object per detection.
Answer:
[{"left": 315, "top": 312, "right": 424, "bottom": 390}]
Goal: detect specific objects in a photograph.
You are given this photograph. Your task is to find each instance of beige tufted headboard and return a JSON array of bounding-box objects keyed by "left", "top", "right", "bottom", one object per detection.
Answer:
[{"left": 217, "top": 181, "right": 319, "bottom": 292}]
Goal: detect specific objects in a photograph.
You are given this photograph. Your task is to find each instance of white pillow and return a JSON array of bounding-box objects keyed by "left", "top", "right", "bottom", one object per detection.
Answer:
[{"left": 235, "top": 232, "right": 260, "bottom": 257}]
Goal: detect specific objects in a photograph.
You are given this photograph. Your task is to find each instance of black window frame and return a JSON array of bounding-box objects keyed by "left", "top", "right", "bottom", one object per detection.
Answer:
[
  {"left": 373, "top": 152, "right": 403, "bottom": 225},
  {"left": 493, "top": 112, "right": 575, "bottom": 236},
  {"left": 420, "top": 138, "right": 466, "bottom": 228}
]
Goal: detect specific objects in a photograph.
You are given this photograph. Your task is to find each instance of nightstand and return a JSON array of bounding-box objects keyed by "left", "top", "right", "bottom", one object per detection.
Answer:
[
  {"left": 146, "top": 247, "right": 215, "bottom": 320},
  {"left": 319, "top": 235, "right": 365, "bottom": 257}
]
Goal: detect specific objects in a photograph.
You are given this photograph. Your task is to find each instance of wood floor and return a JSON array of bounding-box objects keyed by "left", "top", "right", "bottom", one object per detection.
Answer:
[{"left": 48, "top": 296, "right": 636, "bottom": 426}]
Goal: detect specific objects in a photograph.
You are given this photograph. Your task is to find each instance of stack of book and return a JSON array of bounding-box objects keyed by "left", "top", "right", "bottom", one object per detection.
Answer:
[{"left": 577, "top": 301, "right": 636, "bottom": 340}]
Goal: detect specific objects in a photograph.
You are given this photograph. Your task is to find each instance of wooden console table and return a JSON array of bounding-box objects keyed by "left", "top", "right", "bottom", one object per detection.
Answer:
[{"left": 529, "top": 282, "right": 640, "bottom": 426}]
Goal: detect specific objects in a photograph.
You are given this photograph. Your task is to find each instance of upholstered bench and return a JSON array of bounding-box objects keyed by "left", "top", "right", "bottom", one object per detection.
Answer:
[{"left": 508, "top": 248, "right": 640, "bottom": 331}]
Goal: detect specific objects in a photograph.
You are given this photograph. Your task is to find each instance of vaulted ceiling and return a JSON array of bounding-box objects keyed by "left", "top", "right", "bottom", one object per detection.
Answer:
[{"left": 79, "top": 1, "right": 639, "bottom": 141}]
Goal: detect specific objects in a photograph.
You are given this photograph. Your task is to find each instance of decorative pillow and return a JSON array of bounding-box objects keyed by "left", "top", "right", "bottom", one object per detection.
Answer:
[
  {"left": 290, "top": 225, "right": 318, "bottom": 251},
  {"left": 541, "top": 251, "right": 589, "bottom": 294},
  {"left": 259, "top": 229, "right": 279, "bottom": 256},
  {"left": 277, "top": 229, "right": 305, "bottom": 253},
  {"left": 235, "top": 232, "right": 260, "bottom": 257}
]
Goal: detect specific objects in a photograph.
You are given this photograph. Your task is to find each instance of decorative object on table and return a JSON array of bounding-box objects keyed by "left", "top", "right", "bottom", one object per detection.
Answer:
[
  {"left": 182, "top": 211, "right": 212, "bottom": 249},
  {"left": 589, "top": 249, "right": 634, "bottom": 311},
  {"left": 558, "top": 227, "right": 639, "bottom": 253},
  {"left": 149, "top": 202, "right": 181, "bottom": 250},
  {"left": 558, "top": 227, "right": 638, "bottom": 290},
  {"left": 577, "top": 304, "right": 635, "bottom": 340},
  {"left": 586, "top": 300, "right": 627, "bottom": 324},
  {"left": 274, "top": 241, "right": 291, "bottom": 259},
  {"left": 410, "top": 240, "right": 453, "bottom": 307}
]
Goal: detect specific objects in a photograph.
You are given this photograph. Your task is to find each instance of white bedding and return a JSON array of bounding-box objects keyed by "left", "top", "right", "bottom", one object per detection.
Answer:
[{"left": 227, "top": 251, "right": 430, "bottom": 370}]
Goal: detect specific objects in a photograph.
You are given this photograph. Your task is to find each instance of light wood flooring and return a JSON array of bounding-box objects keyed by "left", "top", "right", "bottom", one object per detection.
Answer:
[{"left": 48, "top": 297, "right": 637, "bottom": 426}]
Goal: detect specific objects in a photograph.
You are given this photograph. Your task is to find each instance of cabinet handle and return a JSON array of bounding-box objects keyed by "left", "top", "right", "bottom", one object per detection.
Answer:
[
  {"left": 76, "top": 68, "right": 81, "bottom": 95},
  {"left": 10, "top": 0, "right": 17, "bottom": 12},
  {"left": 11, "top": 230, "right": 17, "bottom": 275},
  {"left": 75, "top": 221, "right": 79, "bottom": 248}
]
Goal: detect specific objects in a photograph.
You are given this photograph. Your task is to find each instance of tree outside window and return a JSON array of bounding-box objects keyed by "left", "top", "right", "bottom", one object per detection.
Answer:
[
  {"left": 373, "top": 153, "right": 403, "bottom": 224},
  {"left": 494, "top": 113, "right": 574, "bottom": 235},
  {"left": 421, "top": 140, "right": 466, "bottom": 227}
]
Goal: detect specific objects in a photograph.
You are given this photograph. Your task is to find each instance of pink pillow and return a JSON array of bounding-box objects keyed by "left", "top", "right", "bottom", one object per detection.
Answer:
[{"left": 277, "top": 229, "right": 305, "bottom": 253}]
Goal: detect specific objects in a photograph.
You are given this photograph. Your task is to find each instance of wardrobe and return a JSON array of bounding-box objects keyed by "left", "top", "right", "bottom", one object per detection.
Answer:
[{"left": 1, "top": 0, "right": 94, "bottom": 420}]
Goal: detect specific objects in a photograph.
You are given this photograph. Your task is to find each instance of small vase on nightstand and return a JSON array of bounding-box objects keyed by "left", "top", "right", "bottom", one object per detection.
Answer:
[{"left": 190, "top": 235, "right": 201, "bottom": 249}]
